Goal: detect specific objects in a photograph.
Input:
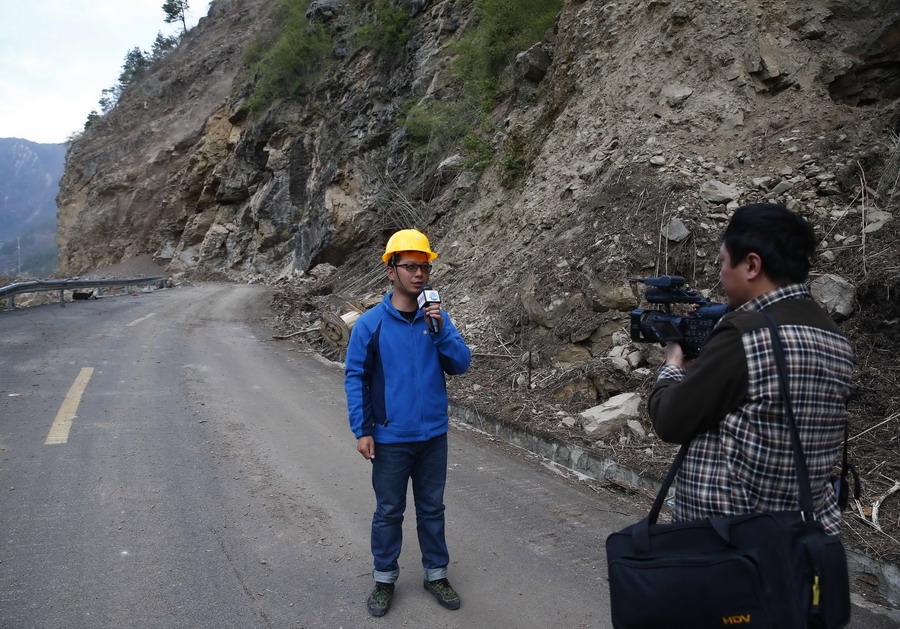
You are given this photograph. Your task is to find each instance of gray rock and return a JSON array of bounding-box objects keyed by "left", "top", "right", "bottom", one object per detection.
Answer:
[
  {"left": 590, "top": 280, "right": 635, "bottom": 313},
  {"left": 581, "top": 392, "right": 642, "bottom": 438},
  {"left": 306, "top": 0, "right": 344, "bottom": 21},
  {"left": 752, "top": 176, "right": 774, "bottom": 190},
  {"left": 626, "top": 350, "right": 642, "bottom": 369},
  {"left": 516, "top": 44, "right": 552, "bottom": 83},
  {"left": 810, "top": 274, "right": 856, "bottom": 320},
  {"left": 199, "top": 223, "right": 230, "bottom": 260},
  {"left": 560, "top": 416, "right": 578, "bottom": 428},
  {"left": 700, "top": 180, "right": 740, "bottom": 203},
  {"left": 553, "top": 345, "right": 592, "bottom": 368},
  {"left": 626, "top": 419, "right": 646, "bottom": 439},
  {"left": 438, "top": 154, "right": 464, "bottom": 172},
  {"left": 660, "top": 83, "right": 693, "bottom": 107},
  {"left": 310, "top": 263, "right": 337, "bottom": 279},
  {"left": 590, "top": 318, "right": 630, "bottom": 355},
  {"left": 664, "top": 218, "right": 690, "bottom": 242},
  {"left": 436, "top": 154, "right": 465, "bottom": 185},
  {"left": 769, "top": 180, "right": 794, "bottom": 197},
  {"left": 863, "top": 209, "right": 893, "bottom": 233},
  {"left": 521, "top": 273, "right": 582, "bottom": 327}
]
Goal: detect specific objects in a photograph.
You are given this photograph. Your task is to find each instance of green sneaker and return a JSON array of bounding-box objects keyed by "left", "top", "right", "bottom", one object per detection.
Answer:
[
  {"left": 423, "top": 578, "right": 461, "bottom": 610},
  {"left": 366, "top": 581, "right": 395, "bottom": 617}
]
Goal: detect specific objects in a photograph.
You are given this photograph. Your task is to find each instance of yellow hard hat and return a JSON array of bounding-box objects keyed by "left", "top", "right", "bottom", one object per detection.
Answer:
[{"left": 382, "top": 229, "right": 439, "bottom": 263}]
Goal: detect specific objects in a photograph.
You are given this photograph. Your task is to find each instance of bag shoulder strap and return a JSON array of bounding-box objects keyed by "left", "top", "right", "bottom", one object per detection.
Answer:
[
  {"left": 763, "top": 313, "right": 816, "bottom": 519},
  {"left": 647, "top": 443, "right": 689, "bottom": 524}
]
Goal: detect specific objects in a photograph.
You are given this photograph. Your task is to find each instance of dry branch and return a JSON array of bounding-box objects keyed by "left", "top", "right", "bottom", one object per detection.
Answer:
[
  {"left": 859, "top": 162, "right": 870, "bottom": 276},
  {"left": 849, "top": 412, "right": 899, "bottom": 442},
  {"left": 872, "top": 480, "right": 900, "bottom": 533},
  {"left": 273, "top": 328, "right": 318, "bottom": 340}
]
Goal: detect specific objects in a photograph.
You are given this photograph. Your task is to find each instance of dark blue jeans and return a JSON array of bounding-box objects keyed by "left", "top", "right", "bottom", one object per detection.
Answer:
[{"left": 371, "top": 433, "right": 449, "bottom": 583}]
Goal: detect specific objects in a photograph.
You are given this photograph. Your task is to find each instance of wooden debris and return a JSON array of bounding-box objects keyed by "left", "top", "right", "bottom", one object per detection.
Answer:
[{"left": 320, "top": 310, "right": 362, "bottom": 347}]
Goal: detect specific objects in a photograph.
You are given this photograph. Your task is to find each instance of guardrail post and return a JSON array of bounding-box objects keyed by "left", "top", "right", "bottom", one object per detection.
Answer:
[{"left": 58, "top": 288, "right": 65, "bottom": 308}]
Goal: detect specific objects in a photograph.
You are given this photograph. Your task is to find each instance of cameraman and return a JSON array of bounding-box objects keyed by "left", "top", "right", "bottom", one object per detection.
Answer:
[{"left": 648, "top": 203, "right": 853, "bottom": 533}]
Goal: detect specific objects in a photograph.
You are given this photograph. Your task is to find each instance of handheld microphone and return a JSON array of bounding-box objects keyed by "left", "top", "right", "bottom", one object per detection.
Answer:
[{"left": 417, "top": 284, "right": 441, "bottom": 333}]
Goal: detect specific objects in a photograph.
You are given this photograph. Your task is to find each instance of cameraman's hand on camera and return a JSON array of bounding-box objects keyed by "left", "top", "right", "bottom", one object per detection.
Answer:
[{"left": 662, "top": 341, "right": 690, "bottom": 370}]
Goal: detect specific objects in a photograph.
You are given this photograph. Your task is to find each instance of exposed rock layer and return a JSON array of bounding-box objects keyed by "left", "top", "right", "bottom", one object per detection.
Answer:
[{"left": 57, "top": 0, "right": 899, "bottom": 284}]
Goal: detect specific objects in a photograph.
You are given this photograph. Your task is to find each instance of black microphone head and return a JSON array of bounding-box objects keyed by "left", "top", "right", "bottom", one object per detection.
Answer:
[
  {"left": 418, "top": 284, "right": 441, "bottom": 333},
  {"left": 417, "top": 284, "right": 440, "bottom": 312}
]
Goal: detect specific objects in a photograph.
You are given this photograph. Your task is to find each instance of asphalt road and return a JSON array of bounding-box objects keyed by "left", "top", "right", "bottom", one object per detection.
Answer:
[{"left": 0, "top": 283, "right": 896, "bottom": 629}]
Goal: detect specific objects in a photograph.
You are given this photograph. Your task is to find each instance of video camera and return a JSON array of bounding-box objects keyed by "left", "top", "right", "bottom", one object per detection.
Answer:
[{"left": 629, "top": 276, "right": 729, "bottom": 357}]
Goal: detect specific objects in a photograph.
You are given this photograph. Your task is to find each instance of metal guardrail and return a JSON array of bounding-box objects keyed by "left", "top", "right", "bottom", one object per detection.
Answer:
[{"left": 0, "top": 276, "right": 167, "bottom": 310}]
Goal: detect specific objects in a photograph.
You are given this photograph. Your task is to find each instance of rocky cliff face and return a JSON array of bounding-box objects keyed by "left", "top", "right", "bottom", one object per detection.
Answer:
[
  {"left": 57, "top": 0, "right": 900, "bottom": 569},
  {"left": 56, "top": 0, "right": 272, "bottom": 277},
  {"left": 57, "top": 0, "right": 898, "bottom": 285}
]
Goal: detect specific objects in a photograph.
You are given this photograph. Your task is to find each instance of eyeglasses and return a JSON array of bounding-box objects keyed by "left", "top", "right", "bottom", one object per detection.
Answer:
[{"left": 393, "top": 263, "right": 432, "bottom": 274}]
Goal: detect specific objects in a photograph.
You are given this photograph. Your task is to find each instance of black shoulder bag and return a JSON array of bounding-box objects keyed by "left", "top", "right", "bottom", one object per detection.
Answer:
[{"left": 605, "top": 315, "right": 851, "bottom": 628}]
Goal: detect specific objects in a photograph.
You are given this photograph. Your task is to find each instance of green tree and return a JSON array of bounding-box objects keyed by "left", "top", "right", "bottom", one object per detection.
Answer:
[
  {"left": 355, "top": 1, "right": 411, "bottom": 57},
  {"left": 246, "top": 0, "right": 332, "bottom": 112},
  {"left": 118, "top": 47, "right": 150, "bottom": 88},
  {"left": 98, "top": 86, "right": 121, "bottom": 113},
  {"left": 404, "top": 0, "right": 563, "bottom": 176},
  {"left": 83, "top": 110, "right": 100, "bottom": 131},
  {"left": 454, "top": 0, "right": 563, "bottom": 104},
  {"left": 162, "top": 0, "right": 189, "bottom": 34},
  {"left": 84, "top": 35, "right": 160, "bottom": 130},
  {"left": 151, "top": 31, "right": 179, "bottom": 61}
]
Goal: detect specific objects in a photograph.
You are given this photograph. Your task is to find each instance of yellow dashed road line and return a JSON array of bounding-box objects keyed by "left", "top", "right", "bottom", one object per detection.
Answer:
[
  {"left": 126, "top": 312, "right": 156, "bottom": 327},
  {"left": 45, "top": 367, "right": 94, "bottom": 445}
]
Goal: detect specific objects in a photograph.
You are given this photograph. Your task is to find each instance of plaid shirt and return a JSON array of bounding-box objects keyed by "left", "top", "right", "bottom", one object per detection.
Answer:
[{"left": 649, "top": 284, "right": 854, "bottom": 534}]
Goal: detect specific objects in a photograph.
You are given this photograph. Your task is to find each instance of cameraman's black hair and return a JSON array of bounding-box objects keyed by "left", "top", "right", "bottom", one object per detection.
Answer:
[{"left": 722, "top": 203, "right": 817, "bottom": 284}]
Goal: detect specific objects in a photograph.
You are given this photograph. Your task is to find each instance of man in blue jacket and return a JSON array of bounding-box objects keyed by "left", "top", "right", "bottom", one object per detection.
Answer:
[{"left": 344, "top": 229, "right": 471, "bottom": 617}]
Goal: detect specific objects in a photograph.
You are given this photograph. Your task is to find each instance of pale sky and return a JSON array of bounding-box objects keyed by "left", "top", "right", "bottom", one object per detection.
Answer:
[{"left": 0, "top": 0, "right": 210, "bottom": 145}]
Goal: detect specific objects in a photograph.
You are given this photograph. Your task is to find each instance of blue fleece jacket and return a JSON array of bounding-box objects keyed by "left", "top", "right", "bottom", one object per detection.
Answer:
[{"left": 344, "top": 292, "right": 471, "bottom": 443}]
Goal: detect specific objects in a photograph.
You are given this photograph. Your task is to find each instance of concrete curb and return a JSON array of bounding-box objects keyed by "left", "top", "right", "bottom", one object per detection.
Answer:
[
  {"left": 450, "top": 403, "right": 664, "bottom": 494},
  {"left": 449, "top": 403, "right": 900, "bottom": 608}
]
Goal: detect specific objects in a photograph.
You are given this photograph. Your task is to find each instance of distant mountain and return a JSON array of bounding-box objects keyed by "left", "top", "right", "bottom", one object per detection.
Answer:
[{"left": 0, "top": 137, "right": 66, "bottom": 277}]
